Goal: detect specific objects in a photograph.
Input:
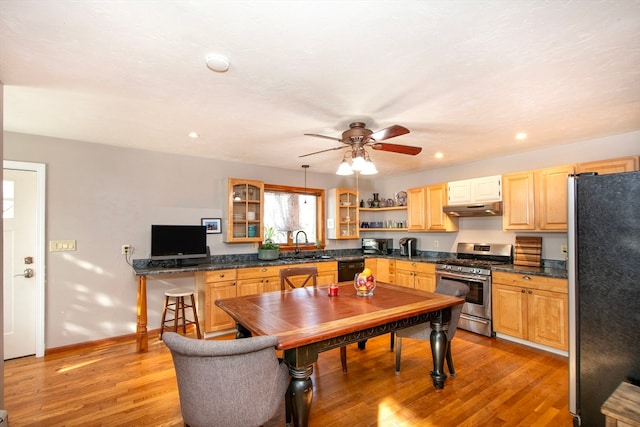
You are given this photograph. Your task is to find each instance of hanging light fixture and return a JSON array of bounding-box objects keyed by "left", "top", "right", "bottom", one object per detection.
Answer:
[
  {"left": 336, "top": 152, "right": 354, "bottom": 175},
  {"left": 335, "top": 146, "right": 377, "bottom": 175},
  {"left": 302, "top": 164, "right": 309, "bottom": 203}
]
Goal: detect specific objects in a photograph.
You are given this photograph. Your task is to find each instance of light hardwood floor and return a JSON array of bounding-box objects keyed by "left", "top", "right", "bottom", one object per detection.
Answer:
[{"left": 4, "top": 330, "right": 574, "bottom": 426}]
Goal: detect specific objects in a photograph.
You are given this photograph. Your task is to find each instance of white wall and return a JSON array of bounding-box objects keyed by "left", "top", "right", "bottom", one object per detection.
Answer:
[{"left": 3, "top": 130, "right": 639, "bottom": 348}]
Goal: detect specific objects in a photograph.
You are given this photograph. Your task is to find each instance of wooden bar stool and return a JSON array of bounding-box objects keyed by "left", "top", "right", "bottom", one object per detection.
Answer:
[{"left": 160, "top": 288, "right": 202, "bottom": 340}]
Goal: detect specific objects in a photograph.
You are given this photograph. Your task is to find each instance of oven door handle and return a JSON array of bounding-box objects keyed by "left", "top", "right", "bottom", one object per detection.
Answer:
[{"left": 437, "top": 271, "right": 488, "bottom": 283}]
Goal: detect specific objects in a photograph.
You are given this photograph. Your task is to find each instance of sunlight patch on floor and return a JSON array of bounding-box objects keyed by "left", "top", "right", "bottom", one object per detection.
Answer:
[
  {"left": 57, "top": 357, "right": 104, "bottom": 373},
  {"left": 378, "top": 396, "right": 418, "bottom": 427}
]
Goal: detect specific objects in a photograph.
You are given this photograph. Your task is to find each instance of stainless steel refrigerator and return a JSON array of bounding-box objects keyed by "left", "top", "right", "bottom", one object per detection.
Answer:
[{"left": 568, "top": 171, "right": 640, "bottom": 426}]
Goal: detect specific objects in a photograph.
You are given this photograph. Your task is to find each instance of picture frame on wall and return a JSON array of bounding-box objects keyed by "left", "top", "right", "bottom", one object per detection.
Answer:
[{"left": 201, "top": 218, "right": 221, "bottom": 234}]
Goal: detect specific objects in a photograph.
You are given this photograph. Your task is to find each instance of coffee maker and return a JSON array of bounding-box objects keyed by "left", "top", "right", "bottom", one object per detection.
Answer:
[{"left": 399, "top": 237, "right": 417, "bottom": 256}]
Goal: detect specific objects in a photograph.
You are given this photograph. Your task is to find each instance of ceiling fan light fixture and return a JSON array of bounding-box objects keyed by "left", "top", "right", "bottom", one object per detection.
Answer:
[
  {"left": 351, "top": 155, "right": 366, "bottom": 172},
  {"left": 360, "top": 160, "right": 378, "bottom": 175},
  {"left": 336, "top": 160, "right": 354, "bottom": 175}
]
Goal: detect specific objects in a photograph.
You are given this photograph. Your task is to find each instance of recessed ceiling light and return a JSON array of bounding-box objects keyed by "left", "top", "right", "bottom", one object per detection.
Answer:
[
  {"left": 206, "top": 54, "right": 230, "bottom": 72},
  {"left": 516, "top": 132, "right": 527, "bottom": 140},
  {"left": 435, "top": 152, "right": 444, "bottom": 159},
  {"left": 188, "top": 131, "right": 199, "bottom": 138}
]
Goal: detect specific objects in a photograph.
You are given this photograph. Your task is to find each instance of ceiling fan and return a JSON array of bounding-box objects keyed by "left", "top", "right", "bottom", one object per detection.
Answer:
[{"left": 299, "top": 122, "right": 422, "bottom": 158}]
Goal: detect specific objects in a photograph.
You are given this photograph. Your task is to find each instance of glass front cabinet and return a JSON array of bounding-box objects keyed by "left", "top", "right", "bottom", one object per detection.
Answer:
[
  {"left": 327, "top": 188, "right": 359, "bottom": 239},
  {"left": 224, "top": 178, "right": 264, "bottom": 243}
]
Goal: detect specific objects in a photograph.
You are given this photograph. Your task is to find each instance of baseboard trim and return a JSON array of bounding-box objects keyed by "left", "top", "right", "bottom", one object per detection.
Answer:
[{"left": 45, "top": 328, "right": 162, "bottom": 355}]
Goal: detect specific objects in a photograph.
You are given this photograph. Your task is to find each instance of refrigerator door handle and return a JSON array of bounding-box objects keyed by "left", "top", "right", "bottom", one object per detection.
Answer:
[{"left": 567, "top": 175, "right": 579, "bottom": 418}]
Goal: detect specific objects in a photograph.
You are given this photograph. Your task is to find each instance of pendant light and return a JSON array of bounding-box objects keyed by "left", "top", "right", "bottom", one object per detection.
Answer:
[{"left": 302, "top": 164, "right": 309, "bottom": 204}]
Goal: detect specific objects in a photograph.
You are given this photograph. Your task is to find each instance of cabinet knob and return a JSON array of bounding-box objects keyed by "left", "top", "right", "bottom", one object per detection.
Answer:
[
  {"left": 522, "top": 275, "right": 531, "bottom": 280},
  {"left": 528, "top": 290, "right": 533, "bottom": 294},
  {"left": 521, "top": 289, "right": 526, "bottom": 293},
  {"left": 219, "top": 274, "right": 225, "bottom": 278},
  {"left": 261, "top": 268, "right": 267, "bottom": 272}
]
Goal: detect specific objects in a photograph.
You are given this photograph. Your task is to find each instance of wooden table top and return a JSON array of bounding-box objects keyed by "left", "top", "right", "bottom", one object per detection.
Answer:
[{"left": 215, "top": 282, "right": 464, "bottom": 351}]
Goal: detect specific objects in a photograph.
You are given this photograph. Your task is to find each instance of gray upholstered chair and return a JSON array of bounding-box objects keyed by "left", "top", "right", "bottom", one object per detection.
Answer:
[
  {"left": 395, "top": 281, "right": 470, "bottom": 377},
  {"left": 279, "top": 266, "right": 348, "bottom": 373},
  {"left": 163, "top": 332, "right": 289, "bottom": 427}
]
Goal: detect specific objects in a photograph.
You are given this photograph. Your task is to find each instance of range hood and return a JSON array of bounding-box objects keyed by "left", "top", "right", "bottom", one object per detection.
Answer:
[{"left": 443, "top": 201, "right": 503, "bottom": 217}]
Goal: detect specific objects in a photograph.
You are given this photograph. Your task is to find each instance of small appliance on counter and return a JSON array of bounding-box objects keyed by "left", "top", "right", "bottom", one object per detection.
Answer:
[
  {"left": 362, "top": 238, "right": 393, "bottom": 255},
  {"left": 399, "top": 237, "right": 417, "bottom": 256}
]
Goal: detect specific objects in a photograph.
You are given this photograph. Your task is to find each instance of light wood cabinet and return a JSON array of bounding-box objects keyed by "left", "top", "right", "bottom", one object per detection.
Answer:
[
  {"left": 395, "top": 260, "right": 435, "bottom": 292},
  {"left": 407, "top": 186, "right": 426, "bottom": 230},
  {"left": 196, "top": 269, "right": 237, "bottom": 333},
  {"left": 502, "top": 165, "right": 574, "bottom": 232},
  {"left": 407, "top": 184, "right": 458, "bottom": 232},
  {"left": 327, "top": 188, "right": 359, "bottom": 239},
  {"left": 316, "top": 261, "right": 338, "bottom": 285},
  {"left": 576, "top": 155, "right": 639, "bottom": 175},
  {"left": 236, "top": 265, "right": 281, "bottom": 295},
  {"left": 492, "top": 271, "right": 568, "bottom": 351},
  {"left": 366, "top": 257, "right": 396, "bottom": 283},
  {"left": 535, "top": 165, "right": 574, "bottom": 231},
  {"left": 225, "top": 178, "right": 264, "bottom": 243},
  {"left": 426, "top": 183, "right": 458, "bottom": 231}
]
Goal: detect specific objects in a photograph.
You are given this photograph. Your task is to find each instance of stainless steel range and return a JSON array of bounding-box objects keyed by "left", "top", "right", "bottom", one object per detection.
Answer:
[{"left": 435, "top": 242, "right": 513, "bottom": 337}]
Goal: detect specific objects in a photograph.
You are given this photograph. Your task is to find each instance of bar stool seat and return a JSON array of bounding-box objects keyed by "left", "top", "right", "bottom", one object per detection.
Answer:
[{"left": 160, "top": 288, "right": 202, "bottom": 340}]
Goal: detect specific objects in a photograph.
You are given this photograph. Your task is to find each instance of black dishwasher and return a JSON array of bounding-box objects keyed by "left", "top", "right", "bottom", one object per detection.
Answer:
[{"left": 337, "top": 258, "right": 365, "bottom": 282}]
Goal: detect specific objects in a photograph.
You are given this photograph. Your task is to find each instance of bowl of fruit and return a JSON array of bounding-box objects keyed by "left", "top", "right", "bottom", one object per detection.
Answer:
[{"left": 354, "top": 268, "right": 376, "bottom": 297}]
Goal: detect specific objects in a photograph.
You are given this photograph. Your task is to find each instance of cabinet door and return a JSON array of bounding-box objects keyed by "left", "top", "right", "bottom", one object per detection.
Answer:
[
  {"left": 473, "top": 175, "right": 502, "bottom": 202},
  {"left": 527, "top": 288, "right": 568, "bottom": 351},
  {"left": 427, "top": 183, "right": 458, "bottom": 231},
  {"left": 226, "top": 178, "right": 264, "bottom": 243},
  {"left": 415, "top": 273, "right": 435, "bottom": 292},
  {"left": 205, "top": 282, "right": 236, "bottom": 332},
  {"left": 536, "top": 165, "right": 573, "bottom": 231},
  {"left": 502, "top": 172, "right": 536, "bottom": 230},
  {"left": 447, "top": 179, "right": 472, "bottom": 205},
  {"left": 394, "top": 269, "right": 415, "bottom": 288},
  {"left": 492, "top": 283, "right": 527, "bottom": 339},
  {"left": 316, "top": 261, "right": 338, "bottom": 286},
  {"left": 407, "top": 186, "right": 426, "bottom": 230},
  {"left": 375, "top": 258, "right": 394, "bottom": 283},
  {"left": 576, "top": 156, "right": 639, "bottom": 175},
  {"left": 328, "top": 188, "right": 359, "bottom": 239}
]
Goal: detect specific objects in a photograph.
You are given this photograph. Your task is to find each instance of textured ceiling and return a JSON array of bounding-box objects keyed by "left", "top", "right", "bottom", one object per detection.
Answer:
[{"left": 1, "top": 0, "right": 639, "bottom": 176}]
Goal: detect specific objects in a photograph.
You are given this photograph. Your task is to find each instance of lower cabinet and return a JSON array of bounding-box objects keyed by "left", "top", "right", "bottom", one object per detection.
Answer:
[
  {"left": 196, "top": 269, "right": 237, "bottom": 333},
  {"left": 317, "top": 261, "right": 338, "bottom": 285},
  {"left": 237, "top": 265, "right": 282, "bottom": 296},
  {"left": 492, "top": 271, "right": 568, "bottom": 351},
  {"left": 395, "top": 260, "right": 435, "bottom": 292}
]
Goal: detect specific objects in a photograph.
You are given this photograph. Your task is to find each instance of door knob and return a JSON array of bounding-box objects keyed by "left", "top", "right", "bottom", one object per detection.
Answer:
[{"left": 15, "top": 268, "right": 34, "bottom": 278}]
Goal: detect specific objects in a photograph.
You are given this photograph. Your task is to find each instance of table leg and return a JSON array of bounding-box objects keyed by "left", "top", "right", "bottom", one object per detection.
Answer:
[
  {"left": 136, "top": 275, "right": 148, "bottom": 353},
  {"left": 286, "top": 364, "right": 313, "bottom": 427},
  {"left": 429, "top": 315, "right": 448, "bottom": 389}
]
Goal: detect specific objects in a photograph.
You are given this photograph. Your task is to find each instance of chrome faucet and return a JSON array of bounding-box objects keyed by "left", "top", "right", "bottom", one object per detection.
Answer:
[{"left": 295, "top": 230, "right": 308, "bottom": 255}]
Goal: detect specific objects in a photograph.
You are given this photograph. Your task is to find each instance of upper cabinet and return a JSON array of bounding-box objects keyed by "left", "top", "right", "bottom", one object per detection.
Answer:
[
  {"left": 503, "top": 165, "right": 574, "bottom": 232},
  {"left": 447, "top": 175, "right": 502, "bottom": 205},
  {"left": 327, "top": 188, "right": 359, "bottom": 239},
  {"left": 407, "top": 183, "right": 458, "bottom": 232},
  {"left": 224, "top": 178, "right": 264, "bottom": 243},
  {"left": 575, "top": 156, "right": 639, "bottom": 175}
]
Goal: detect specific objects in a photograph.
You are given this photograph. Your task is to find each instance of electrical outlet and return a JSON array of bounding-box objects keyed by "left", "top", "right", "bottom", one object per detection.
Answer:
[
  {"left": 561, "top": 245, "right": 568, "bottom": 254},
  {"left": 122, "top": 244, "right": 131, "bottom": 255},
  {"left": 433, "top": 240, "right": 439, "bottom": 248}
]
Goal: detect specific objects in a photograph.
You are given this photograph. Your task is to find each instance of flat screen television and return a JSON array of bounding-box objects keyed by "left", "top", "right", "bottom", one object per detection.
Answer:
[{"left": 150, "top": 225, "right": 208, "bottom": 261}]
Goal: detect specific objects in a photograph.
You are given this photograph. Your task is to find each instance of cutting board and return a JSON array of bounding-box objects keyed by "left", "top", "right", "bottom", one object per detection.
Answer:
[{"left": 514, "top": 236, "right": 542, "bottom": 267}]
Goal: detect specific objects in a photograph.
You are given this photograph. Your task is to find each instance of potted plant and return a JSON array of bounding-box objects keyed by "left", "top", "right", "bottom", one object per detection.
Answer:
[{"left": 258, "top": 226, "right": 280, "bottom": 260}]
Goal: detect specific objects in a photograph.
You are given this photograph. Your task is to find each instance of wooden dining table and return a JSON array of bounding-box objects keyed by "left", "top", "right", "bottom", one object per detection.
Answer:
[{"left": 215, "top": 282, "right": 464, "bottom": 427}]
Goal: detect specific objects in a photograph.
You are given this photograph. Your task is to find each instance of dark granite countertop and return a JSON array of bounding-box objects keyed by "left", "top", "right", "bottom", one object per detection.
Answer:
[
  {"left": 492, "top": 264, "right": 568, "bottom": 279},
  {"left": 132, "top": 251, "right": 567, "bottom": 279}
]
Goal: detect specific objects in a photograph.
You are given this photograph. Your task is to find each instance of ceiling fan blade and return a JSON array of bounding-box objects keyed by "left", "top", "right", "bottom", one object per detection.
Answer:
[
  {"left": 370, "top": 142, "right": 422, "bottom": 155},
  {"left": 299, "top": 146, "right": 346, "bottom": 158},
  {"left": 304, "top": 133, "right": 343, "bottom": 142},
  {"left": 369, "top": 125, "right": 410, "bottom": 141}
]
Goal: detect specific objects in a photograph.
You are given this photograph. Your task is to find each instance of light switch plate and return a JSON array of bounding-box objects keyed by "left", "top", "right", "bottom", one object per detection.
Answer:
[{"left": 50, "top": 240, "right": 77, "bottom": 252}]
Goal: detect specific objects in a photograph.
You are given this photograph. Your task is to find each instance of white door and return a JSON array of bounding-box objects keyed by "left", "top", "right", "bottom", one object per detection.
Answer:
[{"left": 3, "top": 164, "right": 44, "bottom": 359}]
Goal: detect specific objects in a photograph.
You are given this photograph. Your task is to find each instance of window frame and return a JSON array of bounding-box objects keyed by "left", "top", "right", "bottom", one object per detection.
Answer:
[{"left": 263, "top": 183, "right": 325, "bottom": 252}]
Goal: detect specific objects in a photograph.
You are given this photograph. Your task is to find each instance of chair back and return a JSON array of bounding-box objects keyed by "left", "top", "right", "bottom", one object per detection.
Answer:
[
  {"left": 163, "top": 332, "right": 289, "bottom": 427},
  {"left": 279, "top": 266, "right": 318, "bottom": 290},
  {"left": 434, "top": 281, "right": 470, "bottom": 340}
]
